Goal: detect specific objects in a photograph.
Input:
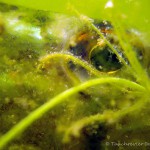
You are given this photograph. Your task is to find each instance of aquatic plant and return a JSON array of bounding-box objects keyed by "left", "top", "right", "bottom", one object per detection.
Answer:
[{"left": 0, "top": 0, "right": 150, "bottom": 149}]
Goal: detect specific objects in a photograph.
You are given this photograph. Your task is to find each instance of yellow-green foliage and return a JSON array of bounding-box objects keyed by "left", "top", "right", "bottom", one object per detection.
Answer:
[{"left": 0, "top": 1, "right": 150, "bottom": 150}]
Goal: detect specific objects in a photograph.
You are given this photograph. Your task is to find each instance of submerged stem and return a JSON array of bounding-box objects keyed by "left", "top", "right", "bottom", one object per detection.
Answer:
[
  {"left": 0, "top": 77, "right": 145, "bottom": 149},
  {"left": 112, "top": 20, "right": 150, "bottom": 89},
  {"left": 39, "top": 53, "right": 105, "bottom": 77},
  {"left": 64, "top": 96, "right": 148, "bottom": 142}
]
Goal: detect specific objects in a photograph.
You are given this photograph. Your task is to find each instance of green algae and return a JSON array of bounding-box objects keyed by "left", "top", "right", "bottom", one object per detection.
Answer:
[{"left": 0, "top": 1, "right": 150, "bottom": 150}]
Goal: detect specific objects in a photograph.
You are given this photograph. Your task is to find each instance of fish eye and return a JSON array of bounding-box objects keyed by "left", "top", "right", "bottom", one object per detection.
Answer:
[{"left": 90, "top": 45, "right": 123, "bottom": 72}]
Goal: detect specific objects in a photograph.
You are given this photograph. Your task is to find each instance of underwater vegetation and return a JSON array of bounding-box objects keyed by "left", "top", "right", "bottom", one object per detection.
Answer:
[{"left": 0, "top": 0, "right": 150, "bottom": 149}]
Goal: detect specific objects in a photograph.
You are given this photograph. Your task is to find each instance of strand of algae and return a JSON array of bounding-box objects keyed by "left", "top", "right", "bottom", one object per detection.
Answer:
[
  {"left": 61, "top": 61, "right": 81, "bottom": 85},
  {"left": 63, "top": 95, "right": 148, "bottom": 142},
  {"left": 111, "top": 19, "right": 150, "bottom": 89},
  {"left": 39, "top": 53, "right": 117, "bottom": 86},
  {"left": 0, "top": 77, "right": 145, "bottom": 149},
  {"left": 39, "top": 53, "right": 106, "bottom": 77}
]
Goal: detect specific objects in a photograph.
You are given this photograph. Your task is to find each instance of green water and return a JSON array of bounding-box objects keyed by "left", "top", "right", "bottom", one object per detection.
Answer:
[{"left": 0, "top": 1, "right": 150, "bottom": 150}]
